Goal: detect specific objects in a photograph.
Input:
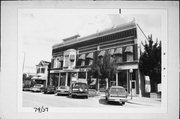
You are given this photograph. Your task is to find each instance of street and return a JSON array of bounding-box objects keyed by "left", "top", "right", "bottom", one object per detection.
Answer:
[{"left": 23, "top": 91, "right": 161, "bottom": 108}]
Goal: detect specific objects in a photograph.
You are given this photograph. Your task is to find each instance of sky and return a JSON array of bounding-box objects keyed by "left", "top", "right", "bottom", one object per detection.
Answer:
[{"left": 19, "top": 9, "right": 163, "bottom": 73}]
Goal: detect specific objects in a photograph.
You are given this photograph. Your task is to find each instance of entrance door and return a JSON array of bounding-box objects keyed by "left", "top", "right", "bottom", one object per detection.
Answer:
[{"left": 130, "top": 80, "right": 136, "bottom": 96}]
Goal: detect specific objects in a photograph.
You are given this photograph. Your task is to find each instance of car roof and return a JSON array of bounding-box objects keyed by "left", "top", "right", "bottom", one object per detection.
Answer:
[{"left": 110, "top": 86, "right": 124, "bottom": 89}]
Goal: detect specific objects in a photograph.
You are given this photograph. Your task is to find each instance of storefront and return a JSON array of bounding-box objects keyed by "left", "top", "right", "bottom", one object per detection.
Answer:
[{"left": 50, "top": 21, "right": 146, "bottom": 97}]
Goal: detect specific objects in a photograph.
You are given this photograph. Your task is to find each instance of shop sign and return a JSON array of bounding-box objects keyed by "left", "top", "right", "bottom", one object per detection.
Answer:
[{"left": 79, "top": 68, "right": 87, "bottom": 72}]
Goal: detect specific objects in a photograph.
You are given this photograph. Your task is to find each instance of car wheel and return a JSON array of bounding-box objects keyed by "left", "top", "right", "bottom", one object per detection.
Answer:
[{"left": 121, "top": 102, "right": 125, "bottom": 105}]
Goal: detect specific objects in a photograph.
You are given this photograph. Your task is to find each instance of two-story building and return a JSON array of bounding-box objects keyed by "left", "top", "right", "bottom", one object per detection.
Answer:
[
  {"left": 50, "top": 20, "right": 148, "bottom": 97},
  {"left": 31, "top": 60, "right": 50, "bottom": 87}
]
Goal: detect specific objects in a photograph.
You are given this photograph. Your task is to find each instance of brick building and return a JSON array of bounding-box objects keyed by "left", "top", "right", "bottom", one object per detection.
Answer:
[{"left": 49, "top": 20, "right": 148, "bottom": 97}]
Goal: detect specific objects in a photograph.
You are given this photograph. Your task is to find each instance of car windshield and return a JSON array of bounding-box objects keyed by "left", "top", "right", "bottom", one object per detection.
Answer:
[
  {"left": 34, "top": 84, "right": 42, "bottom": 87},
  {"left": 73, "top": 83, "right": 87, "bottom": 88},
  {"left": 110, "top": 88, "right": 126, "bottom": 95},
  {"left": 60, "top": 86, "right": 68, "bottom": 89}
]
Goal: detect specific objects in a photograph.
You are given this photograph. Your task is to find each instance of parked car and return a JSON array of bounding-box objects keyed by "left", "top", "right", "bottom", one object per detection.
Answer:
[
  {"left": 31, "top": 84, "right": 44, "bottom": 92},
  {"left": 105, "top": 86, "right": 128, "bottom": 105},
  {"left": 56, "top": 86, "right": 70, "bottom": 95},
  {"left": 43, "top": 85, "right": 56, "bottom": 94},
  {"left": 23, "top": 87, "right": 31, "bottom": 91},
  {"left": 69, "top": 82, "right": 88, "bottom": 98}
]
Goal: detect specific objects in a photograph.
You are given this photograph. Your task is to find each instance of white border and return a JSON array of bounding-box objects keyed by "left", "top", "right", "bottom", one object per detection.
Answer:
[{"left": 1, "top": 1, "right": 179, "bottom": 119}]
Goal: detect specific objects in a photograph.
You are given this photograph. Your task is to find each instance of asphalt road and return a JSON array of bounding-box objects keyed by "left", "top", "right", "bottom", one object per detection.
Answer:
[{"left": 23, "top": 91, "right": 157, "bottom": 108}]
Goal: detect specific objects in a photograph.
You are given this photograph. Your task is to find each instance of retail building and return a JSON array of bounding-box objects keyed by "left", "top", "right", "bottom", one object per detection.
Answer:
[{"left": 50, "top": 20, "right": 148, "bottom": 97}]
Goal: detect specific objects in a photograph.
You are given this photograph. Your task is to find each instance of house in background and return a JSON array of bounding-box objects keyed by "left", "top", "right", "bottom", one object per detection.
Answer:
[{"left": 31, "top": 60, "right": 50, "bottom": 87}]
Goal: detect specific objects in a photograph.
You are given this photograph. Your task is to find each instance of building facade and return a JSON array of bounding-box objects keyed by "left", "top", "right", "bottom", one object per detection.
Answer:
[
  {"left": 31, "top": 60, "right": 50, "bottom": 87},
  {"left": 50, "top": 21, "right": 147, "bottom": 97}
]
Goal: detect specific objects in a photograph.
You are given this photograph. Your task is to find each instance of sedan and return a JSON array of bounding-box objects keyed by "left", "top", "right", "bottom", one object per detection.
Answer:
[
  {"left": 105, "top": 86, "right": 128, "bottom": 105},
  {"left": 56, "top": 86, "right": 70, "bottom": 96},
  {"left": 31, "top": 84, "right": 44, "bottom": 92},
  {"left": 43, "top": 85, "right": 56, "bottom": 94}
]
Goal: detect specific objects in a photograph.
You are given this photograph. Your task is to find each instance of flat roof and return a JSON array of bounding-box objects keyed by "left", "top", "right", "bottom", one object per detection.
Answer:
[{"left": 52, "top": 21, "right": 136, "bottom": 49}]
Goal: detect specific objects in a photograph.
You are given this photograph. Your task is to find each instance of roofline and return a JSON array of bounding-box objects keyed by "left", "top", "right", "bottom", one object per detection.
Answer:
[{"left": 52, "top": 21, "right": 136, "bottom": 49}]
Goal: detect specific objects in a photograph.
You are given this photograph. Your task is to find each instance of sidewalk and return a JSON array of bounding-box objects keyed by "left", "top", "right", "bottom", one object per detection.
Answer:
[
  {"left": 127, "top": 96, "right": 161, "bottom": 106},
  {"left": 97, "top": 91, "right": 161, "bottom": 106}
]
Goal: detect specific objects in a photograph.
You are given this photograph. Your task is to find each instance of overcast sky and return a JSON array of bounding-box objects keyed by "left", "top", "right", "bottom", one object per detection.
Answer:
[{"left": 19, "top": 9, "right": 162, "bottom": 73}]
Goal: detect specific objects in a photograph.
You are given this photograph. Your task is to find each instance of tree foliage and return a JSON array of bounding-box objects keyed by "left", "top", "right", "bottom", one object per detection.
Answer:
[
  {"left": 139, "top": 34, "right": 161, "bottom": 92},
  {"left": 88, "top": 51, "right": 117, "bottom": 90}
]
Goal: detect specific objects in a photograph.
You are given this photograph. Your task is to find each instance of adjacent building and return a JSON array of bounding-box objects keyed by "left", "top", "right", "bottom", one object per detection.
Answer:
[
  {"left": 50, "top": 20, "right": 148, "bottom": 97},
  {"left": 31, "top": 60, "right": 50, "bottom": 87}
]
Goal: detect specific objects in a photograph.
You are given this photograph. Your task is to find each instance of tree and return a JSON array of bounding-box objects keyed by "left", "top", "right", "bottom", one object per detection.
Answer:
[
  {"left": 88, "top": 51, "right": 117, "bottom": 91},
  {"left": 139, "top": 34, "right": 161, "bottom": 92}
]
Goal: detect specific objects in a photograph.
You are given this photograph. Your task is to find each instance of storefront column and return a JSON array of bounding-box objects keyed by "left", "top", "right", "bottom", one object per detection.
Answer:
[
  {"left": 58, "top": 73, "right": 61, "bottom": 87},
  {"left": 138, "top": 70, "right": 142, "bottom": 97},
  {"left": 127, "top": 70, "right": 129, "bottom": 93},
  {"left": 85, "top": 71, "right": 88, "bottom": 82},
  {"left": 77, "top": 72, "right": 79, "bottom": 80},
  {"left": 116, "top": 72, "right": 118, "bottom": 86},
  {"left": 65, "top": 72, "right": 68, "bottom": 86}
]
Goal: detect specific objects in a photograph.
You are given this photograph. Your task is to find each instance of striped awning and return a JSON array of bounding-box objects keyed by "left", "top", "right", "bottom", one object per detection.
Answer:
[
  {"left": 86, "top": 52, "right": 94, "bottom": 59},
  {"left": 125, "top": 46, "right": 133, "bottom": 53},
  {"left": 109, "top": 49, "right": 115, "bottom": 56},
  {"left": 79, "top": 54, "right": 85, "bottom": 60},
  {"left": 98, "top": 50, "right": 105, "bottom": 57},
  {"left": 114, "top": 47, "right": 122, "bottom": 55}
]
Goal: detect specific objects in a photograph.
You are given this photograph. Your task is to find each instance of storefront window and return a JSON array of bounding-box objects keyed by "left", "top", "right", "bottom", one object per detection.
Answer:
[
  {"left": 118, "top": 71, "right": 128, "bottom": 91},
  {"left": 50, "top": 73, "right": 59, "bottom": 87},
  {"left": 60, "top": 73, "right": 66, "bottom": 86}
]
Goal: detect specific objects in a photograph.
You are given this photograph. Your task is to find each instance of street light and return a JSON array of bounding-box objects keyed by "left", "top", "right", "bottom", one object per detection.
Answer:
[{"left": 129, "top": 69, "right": 133, "bottom": 99}]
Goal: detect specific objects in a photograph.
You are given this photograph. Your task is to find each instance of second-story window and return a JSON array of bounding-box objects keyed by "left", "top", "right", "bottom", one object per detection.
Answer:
[
  {"left": 37, "top": 68, "right": 40, "bottom": 73},
  {"left": 114, "top": 47, "right": 123, "bottom": 63},
  {"left": 70, "top": 55, "right": 75, "bottom": 67},
  {"left": 79, "top": 54, "right": 85, "bottom": 66},
  {"left": 41, "top": 68, "right": 45, "bottom": 73},
  {"left": 125, "top": 45, "right": 133, "bottom": 62},
  {"left": 109, "top": 49, "right": 115, "bottom": 63},
  {"left": 98, "top": 50, "right": 105, "bottom": 64},
  {"left": 64, "top": 55, "right": 69, "bottom": 68},
  {"left": 59, "top": 56, "right": 63, "bottom": 68},
  {"left": 86, "top": 52, "right": 94, "bottom": 66}
]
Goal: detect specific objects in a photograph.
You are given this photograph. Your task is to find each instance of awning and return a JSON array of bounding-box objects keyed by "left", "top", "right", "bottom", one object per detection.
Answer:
[
  {"left": 70, "top": 55, "right": 75, "bottom": 61},
  {"left": 98, "top": 50, "right": 105, "bottom": 57},
  {"left": 31, "top": 76, "right": 46, "bottom": 80},
  {"left": 79, "top": 54, "right": 85, "bottom": 60},
  {"left": 125, "top": 46, "right": 133, "bottom": 53},
  {"left": 109, "top": 49, "right": 115, "bottom": 56},
  {"left": 114, "top": 47, "right": 122, "bottom": 55},
  {"left": 86, "top": 52, "right": 94, "bottom": 59}
]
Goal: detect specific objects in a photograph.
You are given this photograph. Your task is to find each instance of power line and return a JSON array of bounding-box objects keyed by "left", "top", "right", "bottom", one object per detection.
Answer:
[{"left": 137, "top": 24, "right": 149, "bottom": 41}]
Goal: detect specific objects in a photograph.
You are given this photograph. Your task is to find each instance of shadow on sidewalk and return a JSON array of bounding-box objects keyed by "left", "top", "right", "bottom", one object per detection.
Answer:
[{"left": 127, "top": 101, "right": 151, "bottom": 106}]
